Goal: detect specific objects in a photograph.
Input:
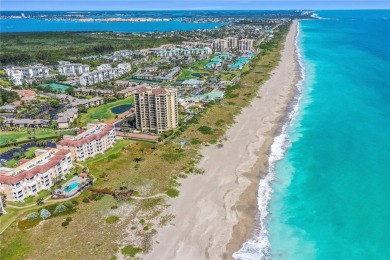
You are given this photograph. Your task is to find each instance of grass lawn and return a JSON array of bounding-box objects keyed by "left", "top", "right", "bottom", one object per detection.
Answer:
[
  {"left": 0, "top": 129, "right": 76, "bottom": 146},
  {"left": 3, "top": 146, "right": 41, "bottom": 168},
  {"left": 0, "top": 24, "right": 290, "bottom": 260},
  {"left": 78, "top": 96, "right": 134, "bottom": 126},
  {"left": 6, "top": 190, "right": 52, "bottom": 207}
]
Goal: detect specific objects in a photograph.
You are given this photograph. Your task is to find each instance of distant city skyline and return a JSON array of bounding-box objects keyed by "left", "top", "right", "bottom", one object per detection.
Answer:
[{"left": 2, "top": 0, "right": 389, "bottom": 11}]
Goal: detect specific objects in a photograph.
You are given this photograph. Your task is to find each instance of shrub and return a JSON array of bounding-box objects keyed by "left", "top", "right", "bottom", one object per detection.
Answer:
[
  {"left": 121, "top": 245, "right": 143, "bottom": 257},
  {"left": 197, "top": 126, "right": 214, "bottom": 135},
  {"left": 106, "top": 216, "right": 119, "bottom": 224},
  {"left": 111, "top": 205, "right": 118, "bottom": 210},
  {"left": 64, "top": 201, "right": 74, "bottom": 209},
  {"left": 143, "top": 225, "right": 149, "bottom": 231},
  {"left": 66, "top": 217, "right": 72, "bottom": 222},
  {"left": 190, "top": 138, "right": 202, "bottom": 145},
  {"left": 166, "top": 188, "right": 180, "bottom": 198},
  {"left": 61, "top": 221, "right": 69, "bottom": 227},
  {"left": 108, "top": 153, "right": 119, "bottom": 160},
  {"left": 40, "top": 209, "right": 51, "bottom": 219},
  {"left": 26, "top": 212, "right": 39, "bottom": 221},
  {"left": 82, "top": 197, "right": 90, "bottom": 203},
  {"left": 53, "top": 204, "right": 67, "bottom": 214},
  {"left": 131, "top": 226, "right": 136, "bottom": 230},
  {"left": 139, "top": 219, "right": 145, "bottom": 225},
  {"left": 215, "top": 119, "right": 225, "bottom": 127}
]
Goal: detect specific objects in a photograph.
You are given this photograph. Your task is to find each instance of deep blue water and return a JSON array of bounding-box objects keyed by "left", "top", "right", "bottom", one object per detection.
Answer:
[
  {"left": 235, "top": 10, "right": 390, "bottom": 260},
  {"left": 0, "top": 19, "right": 223, "bottom": 33},
  {"left": 111, "top": 104, "right": 133, "bottom": 114}
]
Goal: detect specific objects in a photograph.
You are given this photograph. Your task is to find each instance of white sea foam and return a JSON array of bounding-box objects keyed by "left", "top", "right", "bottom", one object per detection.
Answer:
[{"left": 233, "top": 24, "right": 305, "bottom": 260}]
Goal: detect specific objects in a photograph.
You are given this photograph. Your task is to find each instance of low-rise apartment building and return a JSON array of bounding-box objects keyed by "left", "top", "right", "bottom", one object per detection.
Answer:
[
  {"left": 0, "top": 148, "right": 73, "bottom": 201},
  {"left": 56, "top": 123, "right": 116, "bottom": 161},
  {"left": 57, "top": 61, "right": 90, "bottom": 76},
  {"left": 79, "top": 63, "right": 131, "bottom": 86},
  {"left": 56, "top": 107, "right": 78, "bottom": 129}
]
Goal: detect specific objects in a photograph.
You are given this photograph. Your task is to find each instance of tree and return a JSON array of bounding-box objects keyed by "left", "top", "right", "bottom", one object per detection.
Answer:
[
  {"left": 65, "top": 87, "right": 75, "bottom": 96},
  {"left": 49, "top": 100, "right": 60, "bottom": 108}
]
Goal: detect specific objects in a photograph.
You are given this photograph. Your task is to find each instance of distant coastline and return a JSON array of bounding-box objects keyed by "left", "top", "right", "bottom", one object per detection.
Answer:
[{"left": 145, "top": 21, "right": 299, "bottom": 260}]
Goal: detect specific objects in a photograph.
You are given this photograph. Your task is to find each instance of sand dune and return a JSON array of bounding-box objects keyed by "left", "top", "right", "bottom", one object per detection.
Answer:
[{"left": 145, "top": 20, "right": 298, "bottom": 260}]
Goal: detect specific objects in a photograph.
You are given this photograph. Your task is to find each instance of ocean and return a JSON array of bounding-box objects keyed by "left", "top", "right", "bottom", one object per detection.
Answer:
[{"left": 234, "top": 10, "right": 390, "bottom": 260}]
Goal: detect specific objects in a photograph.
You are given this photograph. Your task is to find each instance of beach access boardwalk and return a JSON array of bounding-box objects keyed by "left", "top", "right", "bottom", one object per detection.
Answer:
[{"left": 116, "top": 131, "right": 159, "bottom": 142}]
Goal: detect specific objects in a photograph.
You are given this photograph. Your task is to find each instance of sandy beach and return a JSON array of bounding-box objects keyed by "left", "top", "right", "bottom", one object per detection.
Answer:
[{"left": 146, "top": 20, "right": 298, "bottom": 260}]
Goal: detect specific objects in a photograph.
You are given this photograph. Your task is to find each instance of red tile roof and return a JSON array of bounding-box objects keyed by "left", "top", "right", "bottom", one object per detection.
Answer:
[
  {"left": 57, "top": 124, "right": 114, "bottom": 147},
  {"left": 0, "top": 149, "right": 70, "bottom": 185}
]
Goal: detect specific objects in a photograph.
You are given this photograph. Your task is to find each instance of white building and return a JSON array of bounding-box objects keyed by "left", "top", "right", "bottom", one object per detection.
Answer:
[
  {"left": 79, "top": 63, "right": 131, "bottom": 86},
  {"left": 4, "top": 64, "right": 51, "bottom": 86},
  {"left": 239, "top": 39, "right": 255, "bottom": 52},
  {"left": 226, "top": 37, "right": 238, "bottom": 49},
  {"left": 58, "top": 61, "right": 90, "bottom": 76},
  {"left": 0, "top": 148, "right": 73, "bottom": 201},
  {"left": 213, "top": 39, "right": 228, "bottom": 52},
  {"left": 56, "top": 123, "right": 116, "bottom": 161}
]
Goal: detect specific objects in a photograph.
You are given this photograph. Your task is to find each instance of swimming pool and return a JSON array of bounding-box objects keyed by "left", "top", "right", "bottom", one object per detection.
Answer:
[{"left": 64, "top": 182, "right": 80, "bottom": 193}]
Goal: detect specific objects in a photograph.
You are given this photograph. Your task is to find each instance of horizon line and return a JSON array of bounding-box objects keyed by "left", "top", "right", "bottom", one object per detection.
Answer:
[{"left": 1, "top": 8, "right": 389, "bottom": 11}]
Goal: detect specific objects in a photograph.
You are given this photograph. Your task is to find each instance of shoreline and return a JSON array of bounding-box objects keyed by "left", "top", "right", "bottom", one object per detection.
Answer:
[{"left": 145, "top": 20, "right": 299, "bottom": 259}]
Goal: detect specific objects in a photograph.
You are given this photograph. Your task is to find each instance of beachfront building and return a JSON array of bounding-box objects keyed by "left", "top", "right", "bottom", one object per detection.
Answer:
[
  {"left": 226, "top": 37, "right": 238, "bottom": 49},
  {"left": 239, "top": 39, "right": 255, "bottom": 52},
  {"left": 57, "top": 61, "right": 90, "bottom": 76},
  {"left": 213, "top": 39, "right": 228, "bottom": 52},
  {"left": 134, "top": 87, "right": 178, "bottom": 133},
  {"left": 56, "top": 123, "right": 116, "bottom": 161},
  {"left": 0, "top": 148, "right": 73, "bottom": 202},
  {"left": 79, "top": 63, "right": 131, "bottom": 86}
]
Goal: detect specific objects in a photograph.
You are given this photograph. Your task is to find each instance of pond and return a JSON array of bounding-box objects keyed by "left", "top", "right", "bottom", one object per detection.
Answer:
[
  {"left": 191, "top": 73, "right": 209, "bottom": 78},
  {"left": 111, "top": 104, "right": 133, "bottom": 114}
]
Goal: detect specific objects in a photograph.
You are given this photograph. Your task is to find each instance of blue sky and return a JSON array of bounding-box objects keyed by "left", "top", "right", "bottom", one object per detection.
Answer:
[{"left": 2, "top": 0, "right": 389, "bottom": 11}]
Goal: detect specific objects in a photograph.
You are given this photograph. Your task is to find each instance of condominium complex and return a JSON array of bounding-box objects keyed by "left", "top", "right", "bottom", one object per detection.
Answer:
[
  {"left": 226, "top": 37, "right": 238, "bottom": 49},
  {"left": 4, "top": 64, "right": 51, "bottom": 86},
  {"left": 239, "top": 39, "right": 255, "bottom": 51},
  {"left": 79, "top": 63, "right": 131, "bottom": 86},
  {"left": 0, "top": 148, "right": 73, "bottom": 201},
  {"left": 57, "top": 61, "right": 90, "bottom": 76},
  {"left": 155, "top": 47, "right": 212, "bottom": 57},
  {"left": 213, "top": 39, "right": 228, "bottom": 51},
  {"left": 134, "top": 87, "right": 178, "bottom": 133},
  {"left": 56, "top": 123, "right": 116, "bottom": 161}
]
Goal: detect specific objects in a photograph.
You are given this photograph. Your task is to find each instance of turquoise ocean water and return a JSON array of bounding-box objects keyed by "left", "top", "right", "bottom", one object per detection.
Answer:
[{"left": 235, "top": 10, "right": 390, "bottom": 260}]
